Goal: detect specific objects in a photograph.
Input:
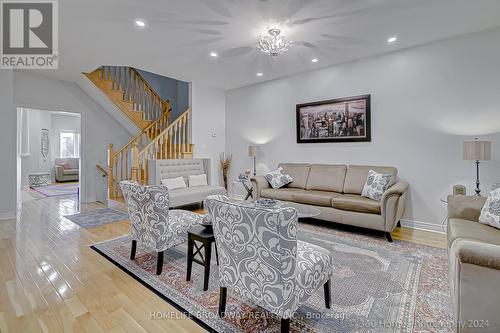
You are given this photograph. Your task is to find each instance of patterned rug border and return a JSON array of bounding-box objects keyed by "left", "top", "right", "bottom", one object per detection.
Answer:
[{"left": 90, "top": 244, "right": 216, "bottom": 333}]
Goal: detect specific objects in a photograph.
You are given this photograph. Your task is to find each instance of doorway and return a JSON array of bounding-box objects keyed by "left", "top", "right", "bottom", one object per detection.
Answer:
[{"left": 17, "top": 107, "right": 82, "bottom": 204}]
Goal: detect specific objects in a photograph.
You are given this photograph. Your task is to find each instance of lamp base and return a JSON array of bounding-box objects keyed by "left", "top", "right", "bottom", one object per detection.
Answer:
[{"left": 474, "top": 160, "right": 481, "bottom": 196}]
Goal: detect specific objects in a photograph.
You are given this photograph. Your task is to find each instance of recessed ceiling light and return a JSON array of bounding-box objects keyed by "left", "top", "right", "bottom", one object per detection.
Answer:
[
  {"left": 210, "top": 51, "right": 218, "bottom": 57},
  {"left": 135, "top": 19, "right": 145, "bottom": 28},
  {"left": 256, "top": 72, "right": 263, "bottom": 77},
  {"left": 387, "top": 36, "right": 397, "bottom": 44},
  {"left": 311, "top": 58, "right": 319, "bottom": 63}
]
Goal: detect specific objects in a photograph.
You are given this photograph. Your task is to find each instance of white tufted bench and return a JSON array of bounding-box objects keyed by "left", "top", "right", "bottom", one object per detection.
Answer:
[{"left": 148, "top": 159, "right": 226, "bottom": 208}]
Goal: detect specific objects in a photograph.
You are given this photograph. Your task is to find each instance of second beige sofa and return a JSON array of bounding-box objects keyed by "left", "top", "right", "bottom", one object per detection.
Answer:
[
  {"left": 447, "top": 195, "right": 500, "bottom": 332},
  {"left": 251, "top": 163, "right": 409, "bottom": 241}
]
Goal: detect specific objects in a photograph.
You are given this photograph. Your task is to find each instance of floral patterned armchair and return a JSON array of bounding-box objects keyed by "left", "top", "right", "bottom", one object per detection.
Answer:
[
  {"left": 206, "top": 195, "right": 333, "bottom": 332},
  {"left": 119, "top": 181, "right": 202, "bottom": 275}
]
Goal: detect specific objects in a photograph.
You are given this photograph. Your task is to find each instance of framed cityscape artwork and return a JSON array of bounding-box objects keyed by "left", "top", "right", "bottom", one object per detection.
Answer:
[{"left": 296, "top": 94, "right": 371, "bottom": 143}]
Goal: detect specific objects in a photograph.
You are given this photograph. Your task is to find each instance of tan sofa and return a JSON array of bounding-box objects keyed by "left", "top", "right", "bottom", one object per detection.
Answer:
[
  {"left": 251, "top": 163, "right": 409, "bottom": 241},
  {"left": 54, "top": 157, "right": 79, "bottom": 182},
  {"left": 447, "top": 195, "right": 500, "bottom": 332}
]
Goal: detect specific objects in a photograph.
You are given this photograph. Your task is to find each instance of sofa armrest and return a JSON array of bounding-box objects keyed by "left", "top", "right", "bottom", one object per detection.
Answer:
[
  {"left": 381, "top": 182, "right": 409, "bottom": 232},
  {"left": 250, "top": 175, "right": 270, "bottom": 199},
  {"left": 456, "top": 240, "right": 500, "bottom": 271},
  {"left": 447, "top": 195, "right": 486, "bottom": 222},
  {"left": 54, "top": 165, "right": 64, "bottom": 181}
]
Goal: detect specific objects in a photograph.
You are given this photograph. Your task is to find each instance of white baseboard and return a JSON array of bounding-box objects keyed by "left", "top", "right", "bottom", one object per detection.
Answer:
[
  {"left": 400, "top": 219, "right": 446, "bottom": 234},
  {"left": 0, "top": 211, "right": 17, "bottom": 221}
]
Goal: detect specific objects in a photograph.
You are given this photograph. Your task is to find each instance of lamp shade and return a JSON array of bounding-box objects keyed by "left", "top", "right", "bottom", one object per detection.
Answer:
[
  {"left": 463, "top": 140, "right": 491, "bottom": 161},
  {"left": 248, "top": 145, "right": 257, "bottom": 157}
]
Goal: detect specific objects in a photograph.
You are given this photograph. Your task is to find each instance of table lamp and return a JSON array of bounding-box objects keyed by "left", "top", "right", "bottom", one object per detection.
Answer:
[
  {"left": 463, "top": 138, "right": 491, "bottom": 196},
  {"left": 248, "top": 145, "right": 257, "bottom": 176}
]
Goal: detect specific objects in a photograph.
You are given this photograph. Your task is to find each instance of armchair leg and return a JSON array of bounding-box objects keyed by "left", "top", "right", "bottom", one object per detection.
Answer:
[
  {"left": 385, "top": 232, "right": 393, "bottom": 242},
  {"left": 281, "top": 318, "right": 290, "bottom": 333},
  {"left": 130, "top": 240, "right": 137, "bottom": 260},
  {"left": 156, "top": 251, "right": 164, "bottom": 275},
  {"left": 218, "top": 287, "right": 227, "bottom": 318},
  {"left": 324, "top": 279, "right": 331, "bottom": 309}
]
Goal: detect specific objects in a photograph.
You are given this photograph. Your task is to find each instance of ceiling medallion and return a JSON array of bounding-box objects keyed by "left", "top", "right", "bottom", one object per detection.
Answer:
[{"left": 257, "top": 28, "right": 291, "bottom": 58}]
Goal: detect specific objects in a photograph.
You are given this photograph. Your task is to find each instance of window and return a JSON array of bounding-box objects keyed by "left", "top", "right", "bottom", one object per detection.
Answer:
[{"left": 60, "top": 132, "right": 80, "bottom": 158}]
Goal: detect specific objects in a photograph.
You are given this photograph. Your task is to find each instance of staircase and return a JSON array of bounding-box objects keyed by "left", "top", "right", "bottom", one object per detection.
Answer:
[{"left": 84, "top": 66, "right": 193, "bottom": 199}]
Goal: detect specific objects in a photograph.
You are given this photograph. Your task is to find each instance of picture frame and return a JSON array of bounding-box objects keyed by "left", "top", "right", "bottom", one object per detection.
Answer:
[{"left": 296, "top": 94, "right": 371, "bottom": 143}]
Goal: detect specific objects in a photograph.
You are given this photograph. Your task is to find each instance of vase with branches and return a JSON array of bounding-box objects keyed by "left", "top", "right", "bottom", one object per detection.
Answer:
[{"left": 220, "top": 153, "right": 232, "bottom": 191}]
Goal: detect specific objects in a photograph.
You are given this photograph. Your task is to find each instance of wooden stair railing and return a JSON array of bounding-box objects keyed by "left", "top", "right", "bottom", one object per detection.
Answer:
[
  {"left": 135, "top": 108, "right": 193, "bottom": 183},
  {"left": 84, "top": 65, "right": 170, "bottom": 130},
  {"left": 108, "top": 110, "right": 170, "bottom": 198}
]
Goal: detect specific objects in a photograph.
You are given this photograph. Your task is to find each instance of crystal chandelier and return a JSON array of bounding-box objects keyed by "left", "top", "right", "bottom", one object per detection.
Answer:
[{"left": 257, "top": 28, "right": 291, "bottom": 58}]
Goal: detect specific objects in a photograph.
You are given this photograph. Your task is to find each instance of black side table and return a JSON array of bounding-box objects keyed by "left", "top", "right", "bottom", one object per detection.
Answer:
[
  {"left": 186, "top": 225, "right": 219, "bottom": 291},
  {"left": 232, "top": 179, "right": 254, "bottom": 200}
]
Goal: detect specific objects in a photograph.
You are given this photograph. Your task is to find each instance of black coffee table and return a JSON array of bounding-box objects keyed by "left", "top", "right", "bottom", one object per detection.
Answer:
[{"left": 186, "top": 225, "right": 219, "bottom": 291}]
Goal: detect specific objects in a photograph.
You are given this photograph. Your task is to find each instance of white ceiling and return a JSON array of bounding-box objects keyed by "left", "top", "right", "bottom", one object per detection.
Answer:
[{"left": 37, "top": 0, "right": 500, "bottom": 89}]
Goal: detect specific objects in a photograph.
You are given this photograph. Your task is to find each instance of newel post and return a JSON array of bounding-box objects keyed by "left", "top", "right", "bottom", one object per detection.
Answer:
[
  {"left": 131, "top": 142, "right": 139, "bottom": 182},
  {"left": 108, "top": 143, "right": 114, "bottom": 198}
]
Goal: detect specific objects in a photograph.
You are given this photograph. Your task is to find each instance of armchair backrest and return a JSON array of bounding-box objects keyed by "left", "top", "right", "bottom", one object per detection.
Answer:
[
  {"left": 206, "top": 195, "right": 299, "bottom": 313},
  {"left": 119, "top": 181, "right": 171, "bottom": 251}
]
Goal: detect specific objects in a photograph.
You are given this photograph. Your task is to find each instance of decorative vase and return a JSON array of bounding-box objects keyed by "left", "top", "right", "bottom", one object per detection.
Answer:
[{"left": 220, "top": 153, "right": 232, "bottom": 191}]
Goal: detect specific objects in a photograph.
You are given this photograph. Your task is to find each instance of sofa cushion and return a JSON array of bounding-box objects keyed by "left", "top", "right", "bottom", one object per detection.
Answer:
[
  {"left": 168, "top": 185, "right": 226, "bottom": 207},
  {"left": 55, "top": 157, "right": 79, "bottom": 169},
  {"left": 63, "top": 169, "right": 79, "bottom": 176},
  {"left": 260, "top": 188, "right": 306, "bottom": 201},
  {"left": 478, "top": 188, "right": 500, "bottom": 229},
  {"left": 306, "top": 164, "right": 347, "bottom": 193},
  {"left": 332, "top": 194, "right": 381, "bottom": 214},
  {"left": 361, "top": 169, "right": 393, "bottom": 202},
  {"left": 291, "top": 190, "right": 341, "bottom": 207},
  {"left": 447, "top": 218, "right": 500, "bottom": 248},
  {"left": 344, "top": 165, "right": 397, "bottom": 195},
  {"left": 264, "top": 167, "right": 294, "bottom": 189},
  {"left": 278, "top": 163, "right": 310, "bottom": 189}
]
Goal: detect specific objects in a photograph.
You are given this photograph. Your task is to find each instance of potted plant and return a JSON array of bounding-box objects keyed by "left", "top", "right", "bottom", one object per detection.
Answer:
[{"left": 220, "top": 153, "right": 232, "bottom": 191}]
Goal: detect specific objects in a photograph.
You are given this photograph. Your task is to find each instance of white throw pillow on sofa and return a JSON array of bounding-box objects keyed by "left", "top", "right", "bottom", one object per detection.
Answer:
[
  {"left": 264, "top": 167, "right": 294, "bottom": 189},
  {"left": 189, "top": 174, "right": 208, "bottom": 187},
  {"left": 361, "top": 169, "right": 393, "bottom": 202},
  {"left": 479, "top": 188, "right": 500, "bottom": 229},
  {"left": 161, "top": 176, "right": 187, "bottom": 190}
]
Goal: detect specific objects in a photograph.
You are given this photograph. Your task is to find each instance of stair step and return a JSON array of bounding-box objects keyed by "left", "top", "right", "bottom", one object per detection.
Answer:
[{"left": 84, "top": 71, "right": 151, "bottom": 130}]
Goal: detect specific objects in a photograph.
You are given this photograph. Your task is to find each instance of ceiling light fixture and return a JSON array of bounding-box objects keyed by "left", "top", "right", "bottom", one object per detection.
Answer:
[
  {"left": 257, "top": 29, "right": 291, "bottom": 58},
  {"left": 256, "top": 72, "right": 263, "bottom": 77},
  {"left": 387, "top": 36, "right": 397, "bottom": 44},
  {"left": 135, "top": 19, "right": 146, "bottom": 28},
  {"left": 210, "top": 51, "right": 218, "bottom": 57},
  {"left": 311, "top": 58, "right": 318, "bottom": 63}
]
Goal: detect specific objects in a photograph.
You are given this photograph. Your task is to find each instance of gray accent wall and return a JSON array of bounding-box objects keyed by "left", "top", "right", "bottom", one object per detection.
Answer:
[{"left": 137, "top": 69, "right": 190, "bottom": 121}]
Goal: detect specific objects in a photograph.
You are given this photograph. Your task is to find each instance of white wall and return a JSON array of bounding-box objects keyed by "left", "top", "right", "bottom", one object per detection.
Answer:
[
  {"left": 0, "top": 70, "right": 16, "bottom": 220},
  {"left": 191, "top": 82, "right": 226, "bottom": 186},
  {"left": 19, "top": 109, "right": 52, "bottom": 187},
  {"left": 14, "top": 72, "right": 131, "bottom": 203},
  {"left": 226, "top": 28, "right": 500, "bottom": 231}
]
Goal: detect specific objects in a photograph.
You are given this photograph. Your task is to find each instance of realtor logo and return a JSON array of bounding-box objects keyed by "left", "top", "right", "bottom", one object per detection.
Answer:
[{"left": 1, "top": 0, "right": 58, "bottom": 69}]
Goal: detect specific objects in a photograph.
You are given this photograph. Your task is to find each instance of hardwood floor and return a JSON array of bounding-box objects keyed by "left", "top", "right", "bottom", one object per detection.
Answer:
[{"left": 0, "top": 194, "right": 446, "bottom": 332}]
